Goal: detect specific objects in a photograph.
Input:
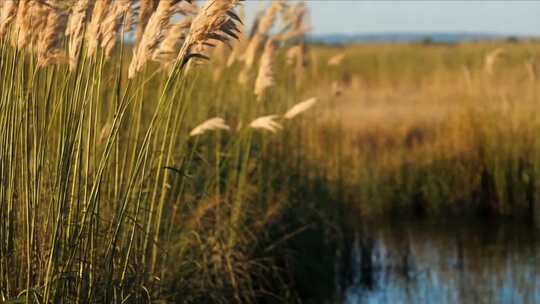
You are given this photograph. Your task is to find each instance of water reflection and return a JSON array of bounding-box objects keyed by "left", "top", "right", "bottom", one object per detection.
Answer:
[{"left": 344, "top": 219, "right": 540, "bottom": 304}]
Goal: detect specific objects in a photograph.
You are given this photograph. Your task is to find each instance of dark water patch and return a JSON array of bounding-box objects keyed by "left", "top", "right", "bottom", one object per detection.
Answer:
[{"left": 342, "top": 218, "right": 540, "bottom": 304}]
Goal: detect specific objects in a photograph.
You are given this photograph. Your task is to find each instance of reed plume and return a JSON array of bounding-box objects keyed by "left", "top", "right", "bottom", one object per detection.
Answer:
[
  {"left": 28, "top": 2, "right": 53, "bottom": 51},
  {"left": 122, "top": 3, "right": 134, "bottom": 32},
  {"left": 66, "top": 0, "right": 93, "bottom": 37},
  {"left": 173, "top": 0, "right": 199, "bottom": 15},
  {"left": 66, "top": 0, "right": 93, "bottom": 70},
  {"left": 278, "top": 2, "right": 307, "bottom": 39},
  {"left": 37, "top": 2, "right": 67, "bottom": 68},
  {"left": 0, "top": 0, "right": 18, "bottom": 39},
  {"left": 243, "top": 34, "right": 263, "bottom": 70},
  {"left": 86, "top": 0, "right": 110, "bottom": 58},
  {"left": 190, "top": 117, "right": 230, "bottom": 136},
  {"left": 128, "top": 0, "right": 180, "bottom": 78},
  {"left": 100, "top": 0, "right": 131, "bottom": 58},
  {"left": 243, "top": 0, "right": 282, "bottom": 69},
  {"left": 278, "top": 3, "right": 309, "bottom": 87},
  {"left": 13, "top": 0, "right": 30, "bottom": 48},
  {"left": 249, "top": 115, "right": 282, "bottom": 133},
  {"left": 152, "top": 2, "right": 198, "bottom": 64},
  {"left": 175, "top": 0, "right": 243, "bottom": 71},
  {"left": 254, "top": 38, "right": 275, "bottom": 99},
  {"left": 152, "top": 18, "right": 192, "bottom": 64},
  {"left": 284, "top": 97, "right": 317, "bottom": 119},
  {"left": 257, "top": 0, "right": 283, "bottom": 36},
  {"left": 135, "top": 0, "right": 157, "bottom": 48},
  {"left": 282, "top": 5, "right": 308, "bottom": 33}
]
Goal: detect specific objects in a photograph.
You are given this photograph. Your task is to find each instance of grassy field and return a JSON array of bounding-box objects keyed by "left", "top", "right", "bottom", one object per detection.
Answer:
[
  {"left": 310, "top": 42, "right": 540, "bottom": 218},
  {"left": 1, "top": 1, "right": 540, "bottom": 303}
]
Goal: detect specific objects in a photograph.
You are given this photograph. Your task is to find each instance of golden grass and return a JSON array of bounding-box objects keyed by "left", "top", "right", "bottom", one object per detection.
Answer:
[{"left": 300, "top": 41, "right": 540, "bottom": 216}]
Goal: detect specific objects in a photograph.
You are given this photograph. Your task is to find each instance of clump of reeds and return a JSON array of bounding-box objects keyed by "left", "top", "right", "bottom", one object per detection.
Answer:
[
  {"left": 0, "top": 0, "right": 242, "bottom": 74},
  {"left": 0, "top": 1, "right": 343, "bottom": 302}
]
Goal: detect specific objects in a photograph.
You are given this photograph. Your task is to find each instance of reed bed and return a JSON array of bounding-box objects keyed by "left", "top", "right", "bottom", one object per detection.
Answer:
[{"left": 0, "top": 0, "right": 334, "bottom": 303}]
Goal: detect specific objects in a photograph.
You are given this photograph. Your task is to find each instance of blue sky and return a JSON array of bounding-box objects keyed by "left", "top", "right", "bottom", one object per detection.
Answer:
[{"left": 244, "top": 1, "right": 540, "bottom": 36}]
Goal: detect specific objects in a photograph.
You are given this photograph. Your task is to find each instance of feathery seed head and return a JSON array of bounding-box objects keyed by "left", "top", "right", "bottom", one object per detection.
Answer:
[
  {"left": 128, "top": 0, "right": 181, "bottom": 78},
  {"left": 13, "top": 0, "right": 31, "bottom": 48},
  {"left": 176, "top": 0, "right": 243, "bottom": 70},
  {"left": 66, "top": 0, "right": 94, "bottom": 70},
  {"left": 152, "top": 1, "right": 199, "bottom": 65},
  {"left": 100, "top": 0, "right": 131, "bottom": 58},
  {"left": 152, "top": 18, "right": 192, "bottom": 64},
  {"left": 249, "top": 115, "right": 282, "bottom": 133},
  {"left": 257, "top": 0, "right": 282, "bottom": 36},
  {"left": 86, "top": 0, "right": 111, "bottom": 58},
  {"left": 190, "top": 117, "right": 230, "bottom": 136},
  {"left": 37, "top": 3, "right": 67, "bottom": 68},
  {"left": 241, "top": 1, "right": 281, "bottom": 69},
  {"left": 243, "top": 33, "right": 263, "bottom": 69},
  {"left": 135, "top": 0, "right": 158, "bottom": 48},
  {"left": 254, "top": 38, "right": 275, "bottom": 98},
  {"left": 0, "top": 0, "right": 17, "bottom": 39},
  {"left": 284, "top": 97, "right": 318, "bottom": 120}
]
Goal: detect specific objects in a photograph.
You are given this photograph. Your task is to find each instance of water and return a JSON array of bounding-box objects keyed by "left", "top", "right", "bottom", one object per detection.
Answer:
[{"left": 343, "top": 219, "right": 540, "bottom": 304}]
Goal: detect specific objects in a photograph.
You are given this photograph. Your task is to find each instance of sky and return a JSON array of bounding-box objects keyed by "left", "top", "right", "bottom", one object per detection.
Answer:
[{"left": 244, "top": 1, "right": 540, "bottom": 36}]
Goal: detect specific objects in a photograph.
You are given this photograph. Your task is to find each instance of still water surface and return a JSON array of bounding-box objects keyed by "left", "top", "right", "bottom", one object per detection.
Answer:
[{"left": 344, "top": 219, "right": 540, "bottom": 304}]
